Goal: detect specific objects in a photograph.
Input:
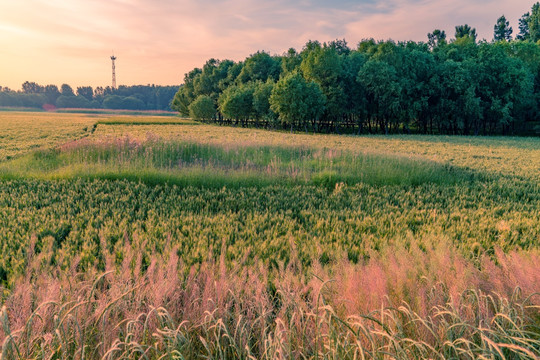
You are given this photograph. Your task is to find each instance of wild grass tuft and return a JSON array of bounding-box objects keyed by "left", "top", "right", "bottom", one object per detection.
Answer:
[
  {"left": 0, "top": 242, "right": 539, "bottom": 359},
  {"left": 0, "top": 135, "right": 479, "bottom": 188}
]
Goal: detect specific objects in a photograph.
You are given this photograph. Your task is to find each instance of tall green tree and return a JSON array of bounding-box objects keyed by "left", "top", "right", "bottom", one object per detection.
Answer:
[
  {"left": 455, "top": 24, "right": 477, "bottom": 42},
  {"left": 300, "top": 44, "right": 346, "bottom": 127},
  {"left": 528, "top": 2, "right": 540, "bottom": 41},
  {"left": 401, "top": 49, "right": 437, "bottom": 133},
  {"left": 427, "top": 29, "right": 447, "bottom": 50},
  {"left": 43, "top": 85, "right": 60, "bottom": 104},
  {"left": 171, "top": 68, "right": 202, "bottom": 116},
  {"left": 516, "top": 3, "right": 540, "bottom": 41},
  {"left": 507, "top": 41, "right": 540, "bottom": 123},
  {"left": 218, "top": 84, "right": 254, "bottom": 125},
  {"left": 22, "top": 81, "right": 43, "bottom": 94},
  {"left": 300, "top": 40, "right": 322, "bottom": 59},
  {"left": 328, "top": 39, "right": 351, "bottom": 55},
  {"left": 76, "top": 86, "right": 94, "bottom": 101},
  {"left": 517, "top": 12, "right": 530, "bottom": 40},
  {"left": 269, "top": 72, "right": 325, "bottom": 132},
  {"left": 493, "top": 15, "right": 513, "bottom": 41},
  {"left": 60, "top": 84, "right": 74, "bottom": 97},
  {"left": 192, "top": 59, "right": 227, "bottom": 101},
  {"left": 358, "top": 60, "right": 402, "bottom": 134},
  {"left": 281, "top": 48, "right": 302, "bottom": 74},
  {"left": 237, "top": 51, "right": 281, "bottom": 84},
  {"left": 476, "top": 42, "right": 533, "bottom": 134},
  {"left": 342, "top": 51, "right": 368, "bottom": 133},
  {"left": 252, "top": 80, "right": 276, "bottom": 127},
  {"left": 188, "top": 95, "right": 215, "bottom": 121}
]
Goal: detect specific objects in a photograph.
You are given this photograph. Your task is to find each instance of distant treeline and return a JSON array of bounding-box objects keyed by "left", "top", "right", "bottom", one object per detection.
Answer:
[
  {"left": 0, "top": 83, "right": 178, "bottom": 111},
  {"left": 172, "top": 3, "right": 540, "bottom": 135}
]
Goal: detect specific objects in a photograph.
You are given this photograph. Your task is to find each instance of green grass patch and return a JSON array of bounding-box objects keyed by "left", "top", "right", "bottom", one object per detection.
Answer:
[
  {"left": 0, "top": 106, "right": 45, "bottom": 112},
  {"left": 0, "top": 138, "right": 480, "bottom": 188}
]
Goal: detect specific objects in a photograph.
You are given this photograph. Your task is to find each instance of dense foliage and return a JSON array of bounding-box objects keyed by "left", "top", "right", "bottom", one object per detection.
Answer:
[
  {"left": 172, "top": 3, "right": 540, "bottom": 135},
  {"left": 0, "top": 83, "right": 178, "bottom": 111}
]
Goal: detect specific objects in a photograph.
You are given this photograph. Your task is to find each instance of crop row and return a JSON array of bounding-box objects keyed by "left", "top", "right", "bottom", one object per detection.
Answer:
[{"left": 0, "top": 176, "right": 538, "bottom": 286}]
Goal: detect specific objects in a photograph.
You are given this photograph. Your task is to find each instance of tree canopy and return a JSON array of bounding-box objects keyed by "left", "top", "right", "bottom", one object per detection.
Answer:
[
  {"left": 494, "top": 15, "right": 513, "bottom": 41},
  {"left": 189, "top": 95, "right": 216, "bottom": 121},
  {"left": 171, "top": 4, "right": 540, "bottom": 136}
]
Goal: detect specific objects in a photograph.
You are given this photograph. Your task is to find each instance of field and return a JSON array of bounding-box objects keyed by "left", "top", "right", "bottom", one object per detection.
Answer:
[
  {"left": 0, "top": 111, "right": 539, "bottom": 359},
  {"left": 0, "top": 112, "right": 96, "bottom": 161}
]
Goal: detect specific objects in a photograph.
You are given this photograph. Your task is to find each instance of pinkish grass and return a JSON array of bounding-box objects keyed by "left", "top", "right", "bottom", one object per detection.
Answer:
[{"left": 1, "top": 240, "right": 539, "bottom": 359}]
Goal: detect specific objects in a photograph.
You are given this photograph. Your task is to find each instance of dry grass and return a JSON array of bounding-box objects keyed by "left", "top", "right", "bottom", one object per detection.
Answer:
[{"left": 1, "top": 241, "right": 539, "bottom": 359}]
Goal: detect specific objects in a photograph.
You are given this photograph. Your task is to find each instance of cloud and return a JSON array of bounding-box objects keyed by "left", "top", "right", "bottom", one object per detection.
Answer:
[{"left": 0, "top": 0, "right": 535, "bottom": 89}]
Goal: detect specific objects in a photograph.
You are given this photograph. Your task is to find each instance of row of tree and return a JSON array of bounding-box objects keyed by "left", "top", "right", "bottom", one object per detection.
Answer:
[
  {"left": 172, "top": 4, "right": 540, "bottom": 135},
  {"left": 0, "top": 83, "right": 178, "bottom": 111}
]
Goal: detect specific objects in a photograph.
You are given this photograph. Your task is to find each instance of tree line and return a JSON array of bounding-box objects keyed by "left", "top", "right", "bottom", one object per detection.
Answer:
[
  {"left": 0, "top": 83, "right": 178, "bottom": 111},
  {"left": 172, "top": 3, "right": 540, "bottom": 135}
]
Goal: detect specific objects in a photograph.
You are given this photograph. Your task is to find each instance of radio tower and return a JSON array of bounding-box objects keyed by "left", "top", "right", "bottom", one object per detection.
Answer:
[{"left": 110, "top": 54, "right": 117, "bottom": 89}]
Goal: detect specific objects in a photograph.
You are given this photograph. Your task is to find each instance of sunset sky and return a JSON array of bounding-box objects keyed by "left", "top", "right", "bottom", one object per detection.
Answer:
[{"left": 0, "top": 0, "right": 534, "bottom": 90}]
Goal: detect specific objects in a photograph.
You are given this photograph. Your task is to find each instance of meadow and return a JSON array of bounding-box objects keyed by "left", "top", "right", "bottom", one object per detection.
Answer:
[
  {"left": 0, "top": 112, "right": 95, "bottom": 161},
  {"left": 0, "top": 111, "right": 539, "bottom": 359}
]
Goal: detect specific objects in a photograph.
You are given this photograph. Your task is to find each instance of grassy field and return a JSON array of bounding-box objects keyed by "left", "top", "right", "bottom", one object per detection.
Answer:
[
  {"left": 0, "top": 112, "right": 539, "bottom": 359},
  {"left": 95, "top": 116, "right": 197, "bottom": 126},
  {"left": 0, "top": 112, "right": 95, "bottom": 161},
  {"left": 93, "top": 123, "right": 540, "bottom": 180}
]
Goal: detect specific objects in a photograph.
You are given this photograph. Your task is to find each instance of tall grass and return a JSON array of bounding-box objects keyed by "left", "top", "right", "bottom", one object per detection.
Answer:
[
  {"left": 0, "top": 135, "right": 479, "bottom": 188},
  {"left": 1, "top": 241, "right": 539, "bottom": 359},
  {"left": 91, "top": 122, "right": 540, "bottom": 182}
]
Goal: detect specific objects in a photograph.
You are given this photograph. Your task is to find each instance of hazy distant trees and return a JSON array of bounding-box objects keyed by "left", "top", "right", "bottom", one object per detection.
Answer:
[
  {"left": 61, "top": 84, "right": 75, "bottom": 97},
  {"left": 56, "top": 94, "right": 91, "bottom": 108},
  {"left": 77, "top": 86, "right": 94, "bottom": 101},
  {"left": 22, "top": 81, "right": 43, "bottom": 94},
  {"left": 0, "top": 83, "right": 178, "bottom": 110},
  {"left": 44, "top": 85, "right": 61, "bottom": 104}
]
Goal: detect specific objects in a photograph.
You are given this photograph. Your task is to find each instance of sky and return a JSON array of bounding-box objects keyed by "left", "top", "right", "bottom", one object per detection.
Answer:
[{"left": 0, "top": 0, "right": 535, "bottom": 90}]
